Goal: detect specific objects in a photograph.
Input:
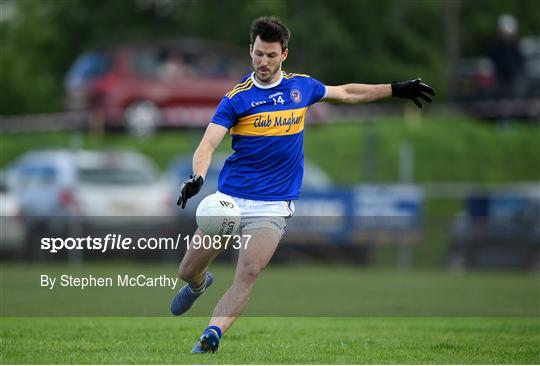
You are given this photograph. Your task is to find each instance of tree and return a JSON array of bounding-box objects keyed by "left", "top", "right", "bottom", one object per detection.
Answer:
[{"left": 1, "top": 0, "right": 539, "bottom": 115}]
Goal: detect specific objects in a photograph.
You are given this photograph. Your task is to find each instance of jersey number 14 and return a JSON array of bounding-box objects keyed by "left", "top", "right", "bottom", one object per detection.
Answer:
[{"left": 272, "top": 96, "right": 285, "bottom": 105}]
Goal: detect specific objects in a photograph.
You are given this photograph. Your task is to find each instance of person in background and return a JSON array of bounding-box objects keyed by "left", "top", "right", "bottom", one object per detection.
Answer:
[{"left": 488, "top": 14, "right": 526, "bottom": 98}]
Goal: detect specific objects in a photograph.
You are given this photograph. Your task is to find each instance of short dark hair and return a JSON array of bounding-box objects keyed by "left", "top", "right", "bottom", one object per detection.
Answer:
[{"left": 250, "top": 16, "right": 290, "bottom": 50}]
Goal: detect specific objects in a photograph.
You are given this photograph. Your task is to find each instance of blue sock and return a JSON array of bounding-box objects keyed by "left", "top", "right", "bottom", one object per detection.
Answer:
[{"left": 205, "top": 325, "right": 222, "bottom": 338}]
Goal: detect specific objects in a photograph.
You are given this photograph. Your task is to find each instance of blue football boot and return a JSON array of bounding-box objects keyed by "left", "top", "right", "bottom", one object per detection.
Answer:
[
  {"left": 191, "top": 328, "right": 220, "bottom": 354},
  {"left": 170, "top": 272, "right": 214, "bottom": 316}
]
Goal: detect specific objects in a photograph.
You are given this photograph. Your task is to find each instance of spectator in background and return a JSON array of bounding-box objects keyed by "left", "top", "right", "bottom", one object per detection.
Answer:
[{"left": 488, "top": 14, "right": 526, "bottom": 98}]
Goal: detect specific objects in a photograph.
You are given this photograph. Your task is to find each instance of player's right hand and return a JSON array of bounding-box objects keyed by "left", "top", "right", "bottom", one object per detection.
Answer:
[{"left": 177, "top": 174, "right": 204, "bottom": 209}]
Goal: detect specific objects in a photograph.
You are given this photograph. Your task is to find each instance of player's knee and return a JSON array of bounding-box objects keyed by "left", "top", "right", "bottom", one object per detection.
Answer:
[{"left": 238, "top": 263, "right": 263, "bottom": 283}]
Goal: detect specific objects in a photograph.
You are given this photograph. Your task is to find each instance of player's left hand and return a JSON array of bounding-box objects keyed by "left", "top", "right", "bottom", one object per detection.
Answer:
[{"left": 391, "top": 78, "right": 435, "bottom": 108}]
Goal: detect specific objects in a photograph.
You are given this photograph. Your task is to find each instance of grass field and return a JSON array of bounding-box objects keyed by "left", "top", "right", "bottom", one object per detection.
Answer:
[
  {"left": 1, "top": 317, "right": 538, "bottom": 364},
  {"left": 2, "top": 262, "right": 539, "bottom": 316},
  {"left": 2, "top": 118, "right": 539, "bottom": 183},
  {"left": 1, "top": 262, "right": 539, "bottom": 363}
]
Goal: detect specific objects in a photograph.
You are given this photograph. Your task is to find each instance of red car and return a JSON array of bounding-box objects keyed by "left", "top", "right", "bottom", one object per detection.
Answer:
[
  {"left": 65, "top": 39, "right": 248, "bottom": 135},
  {"left": 65, "top": 38, "right": 328, "bottom": 135}
]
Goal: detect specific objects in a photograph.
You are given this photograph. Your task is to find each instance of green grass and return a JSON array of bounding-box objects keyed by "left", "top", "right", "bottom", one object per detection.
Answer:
[
  {"left": 1, "top": 317, "right": 538, "bottom": 364},
  {"left": 2, "top": 118, "right": 539, "bottom": 183},
  {"left": 1, "top": 263, "right": 539, "bottom": 363},
  {"left": 2, "top": 263, "right": 539, "bottom": 317},
  {"left": 304, "top": 118, "right": 540, "bottom": 183}
]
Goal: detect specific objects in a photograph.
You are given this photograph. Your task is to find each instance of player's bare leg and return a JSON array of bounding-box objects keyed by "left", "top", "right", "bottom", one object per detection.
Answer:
[
  {"left": 170, "top": 228, "right": 223, "bottom": 316},
  {"left": 191, "top": 228, "right": 280, "bottom": 353},
  {"left": 177, "top": 228, "right": 223, "bottom": 285},
  {"left": 208, "top": 228, "right": 281, "bottom": 333}
]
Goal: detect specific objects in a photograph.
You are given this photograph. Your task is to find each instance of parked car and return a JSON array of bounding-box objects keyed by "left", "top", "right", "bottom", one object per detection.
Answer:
[
  {"left": 451, "top": 36, "right": 540, "bottom": 120},
  {"left": 448, "top": 185, "right": 540, "bottom": 270},
  {"left": 10, "top": 148, "right": 173, "bottom": 216},
  {"left": 65, "top": 38, "right": 328, "bottom": 135},
  {"left": 65, "top": 39, "right": 248, "bottom": 135},
  {"left": 0, "top": 170, "right": 25, "bottom": 253},
  {"left": 8, "top": 149, "right": 173, "bottom": 258},
  {"left": 65, "top": 39, "right": 249, "bottom": 134}
]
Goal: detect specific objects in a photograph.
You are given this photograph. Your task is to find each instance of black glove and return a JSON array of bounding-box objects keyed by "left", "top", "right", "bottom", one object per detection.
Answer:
[
  {"left": 391, "top": 78, "right": 435, "bottom": 108},
  {"left": 177, "top": 174, "right": 204, "bottom": 209}
]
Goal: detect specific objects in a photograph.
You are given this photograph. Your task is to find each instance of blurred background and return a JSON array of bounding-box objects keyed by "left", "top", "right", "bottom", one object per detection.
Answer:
[{"left": 0, "top": 0, "right": 539, "bottom": 316}]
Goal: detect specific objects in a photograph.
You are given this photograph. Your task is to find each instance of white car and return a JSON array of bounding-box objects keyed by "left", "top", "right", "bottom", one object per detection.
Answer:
[
  {"left": 9, "top": 149, "right": 172, "bottom": 227},
  {"left": 0, "top": 170, "right": 25, "bottom": 251}
]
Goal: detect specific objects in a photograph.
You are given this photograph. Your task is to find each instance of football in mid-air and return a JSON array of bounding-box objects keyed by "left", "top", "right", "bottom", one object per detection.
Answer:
[{"left": 196, "top": 193, "right": 241, "bottom": 236}]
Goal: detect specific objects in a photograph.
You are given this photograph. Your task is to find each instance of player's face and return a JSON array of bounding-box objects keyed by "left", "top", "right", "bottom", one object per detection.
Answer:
[{"left": 250, "top": 36, "right": 288, "bottom": 84}]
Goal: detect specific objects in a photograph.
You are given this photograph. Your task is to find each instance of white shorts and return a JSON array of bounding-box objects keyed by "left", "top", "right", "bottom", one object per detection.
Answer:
[{"left": 216, "top": 191, "right": 295, "bottom": 238}]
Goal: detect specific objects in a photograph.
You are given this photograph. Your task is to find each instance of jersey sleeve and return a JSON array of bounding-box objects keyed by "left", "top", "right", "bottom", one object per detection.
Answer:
[
  {"left": 211, "top": 96, "right": 237, "bottom": 129},
  {"left": 307, "top": 76, "right": 327, "bottom": 105}
]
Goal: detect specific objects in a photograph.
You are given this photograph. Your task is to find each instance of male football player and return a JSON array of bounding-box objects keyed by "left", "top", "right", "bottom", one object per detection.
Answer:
[{"left": 171, "top": 16, "right": 434, "bottom": 353}]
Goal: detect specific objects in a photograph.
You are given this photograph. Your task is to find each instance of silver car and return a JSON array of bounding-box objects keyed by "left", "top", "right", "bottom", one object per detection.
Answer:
[
  {"left": 0, "top": 170, "right": 26, "bottom": 251},
  {"left": 9, "top": 149, "right": 173, "bottom": 232}
]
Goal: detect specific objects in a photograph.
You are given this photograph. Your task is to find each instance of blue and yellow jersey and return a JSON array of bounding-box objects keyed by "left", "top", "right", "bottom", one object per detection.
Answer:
[{"left": 211, "top": 71, "right": 327, "bottom": 201}]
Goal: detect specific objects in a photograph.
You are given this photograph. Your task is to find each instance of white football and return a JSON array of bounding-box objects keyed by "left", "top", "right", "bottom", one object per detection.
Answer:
[{"left": 196, "top": 194, "right": 241, "bottom": 236}]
